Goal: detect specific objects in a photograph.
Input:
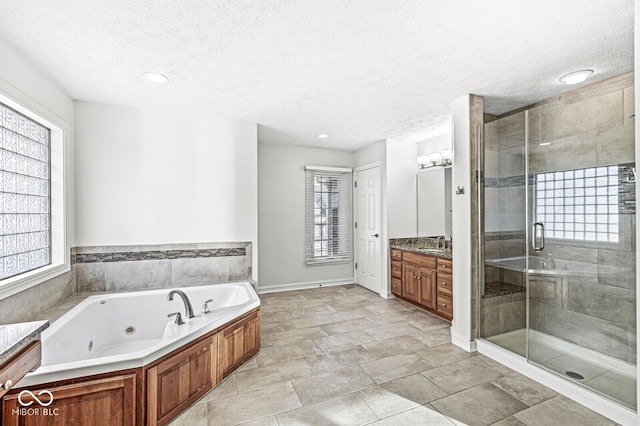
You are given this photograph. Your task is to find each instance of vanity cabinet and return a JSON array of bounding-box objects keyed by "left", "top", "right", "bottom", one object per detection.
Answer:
[
  {"left": 390, "top": 248, "right": 453, "bottom": 321},
  {"left": 436, "top": 258, "right": 453, "bottom": 318},
  {"left": 0, "top": 340, "right": 41, "bottom": 400}
]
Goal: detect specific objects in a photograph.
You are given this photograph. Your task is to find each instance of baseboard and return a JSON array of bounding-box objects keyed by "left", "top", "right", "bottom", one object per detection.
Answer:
[
  {"left": 477, "top": 339, "right": 637, "bottom": 426},
  {"left": 257, "top": 278, "right": 355, "bottom": 294},
  {"left": 451, "top": 328, "right": 477, "bottom": 352}
]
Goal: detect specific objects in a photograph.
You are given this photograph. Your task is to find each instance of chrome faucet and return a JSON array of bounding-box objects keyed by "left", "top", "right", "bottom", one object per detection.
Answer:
[
  {"left": 166, "top": 290, "right": 196, "bottom": 319},
  {"left": 436, "top": 236, "right": 446, "bottom": 249}
]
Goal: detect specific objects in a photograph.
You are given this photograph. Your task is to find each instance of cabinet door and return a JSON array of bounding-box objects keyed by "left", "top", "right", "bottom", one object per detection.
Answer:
[
  {"left": 3, "top": 374, "right": 136, "bottom": 426},
  {"left": 218, "top": 310, "right": 260, "bottom": 380},
  {"left": 147, "top": 336, "right": 216, "bottom": 426},
  {"left": 418, "top": 268, "right": 436, "bottom": 310},
  {"left": 401, "top": 263, "right": 419, "bottom": 302}
]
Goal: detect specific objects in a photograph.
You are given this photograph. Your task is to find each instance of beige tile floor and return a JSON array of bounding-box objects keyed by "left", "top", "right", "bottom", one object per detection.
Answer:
[{"left": 169, "top": 285, "right": 615, "bottom": 426}]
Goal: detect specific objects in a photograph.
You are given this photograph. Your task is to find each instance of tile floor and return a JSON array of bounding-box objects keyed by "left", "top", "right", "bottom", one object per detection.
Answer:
[{"left": 169, "top": 285, "right": 616, "bottom": 426}]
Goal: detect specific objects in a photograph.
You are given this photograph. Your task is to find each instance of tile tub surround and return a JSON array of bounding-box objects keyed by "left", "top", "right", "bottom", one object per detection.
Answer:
[
  {"left": 158, "top": 285, "right": 611, "bottom": 426},
  {"left": 73, "top": 242, "right": 252, "bottom": 293}
]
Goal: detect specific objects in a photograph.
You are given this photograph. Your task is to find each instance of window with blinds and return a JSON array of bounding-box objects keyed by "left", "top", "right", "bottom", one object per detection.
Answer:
[
  {"left": 305, "top": 166, "right": 352, "bottom": 265},
  {"left": 0, "top": 103, "right": 51, "bottom": 280}
]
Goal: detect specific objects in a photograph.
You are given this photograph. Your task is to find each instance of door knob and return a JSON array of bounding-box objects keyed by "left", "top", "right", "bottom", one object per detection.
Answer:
[{"left": 372, "top": 233, "right": 379, "bottom": 238}]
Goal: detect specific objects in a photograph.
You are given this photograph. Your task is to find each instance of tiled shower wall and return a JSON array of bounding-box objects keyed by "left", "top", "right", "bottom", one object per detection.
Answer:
[
  {"left": 0, "top": 242, "right": 252, "bottom": 325},
  {"left": 481, "top": 72, "right": 636, "bottom": 362}
]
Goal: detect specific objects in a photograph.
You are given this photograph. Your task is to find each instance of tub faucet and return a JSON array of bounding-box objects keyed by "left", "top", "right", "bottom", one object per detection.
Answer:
[{"left": 167, "top": 290, "right": 196, "bottom": 319}]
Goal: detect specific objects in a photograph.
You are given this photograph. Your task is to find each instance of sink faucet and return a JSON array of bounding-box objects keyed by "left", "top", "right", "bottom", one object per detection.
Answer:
[
  {"left": 167, "top": 290, "right": 196, "bottom": 319},
  {"left": 436, "top": 236, "right": 446, "bottom": 249}
]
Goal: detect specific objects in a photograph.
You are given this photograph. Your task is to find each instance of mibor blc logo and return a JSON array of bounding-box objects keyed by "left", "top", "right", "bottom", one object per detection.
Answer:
[{"left": 11, "top": 389, "right": 59, "bottom": 417}]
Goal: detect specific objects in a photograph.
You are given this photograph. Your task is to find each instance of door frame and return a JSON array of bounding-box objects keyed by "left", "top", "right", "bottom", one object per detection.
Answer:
[{"left": 353, "top": 161, "right": 385, "bottom": 297}]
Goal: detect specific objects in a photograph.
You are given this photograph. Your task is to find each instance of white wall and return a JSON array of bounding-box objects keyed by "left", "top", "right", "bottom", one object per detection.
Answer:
[
  {"left": 451, "top": 95, "right": 473, "bottom": 351},
  {"left": 74, "top": 102, "right": 258, "bottom": 276},
  {"left": 386, "top": 139, "right": 418, "bottom": 238},
  {"left": 416, "top": 132, "right": 451, "bottom": 157},
  {"left": 0, "top": 37, "right": 75, "bottom": 303},
  {"left": 258, "top": 143, "right": 354, "bottom": 290},
  {"left": 0, "top": 36, "right": 75, "bottom": 248}
]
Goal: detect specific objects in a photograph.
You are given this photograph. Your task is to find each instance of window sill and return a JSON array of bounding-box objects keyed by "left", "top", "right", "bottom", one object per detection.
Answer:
[
  {"left": 306, "top": 258, "right": 352, "bottom": 266},
  {"left": 0, "top": 262, "right": 70, "bottom": 300}
]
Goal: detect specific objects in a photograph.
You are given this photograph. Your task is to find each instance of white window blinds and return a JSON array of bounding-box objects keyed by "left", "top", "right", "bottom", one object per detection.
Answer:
[{"left": 305, "top": 166, "right": 352, "bottom": 265}]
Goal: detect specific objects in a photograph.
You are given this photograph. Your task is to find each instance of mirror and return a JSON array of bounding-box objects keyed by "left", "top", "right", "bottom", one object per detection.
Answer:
[{"left": 417, "top": 167, "right": 452, "bottom": 237}]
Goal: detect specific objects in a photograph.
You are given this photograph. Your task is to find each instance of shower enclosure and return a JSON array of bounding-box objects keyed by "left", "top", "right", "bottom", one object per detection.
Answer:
[{"left": 478, "top": 72, "right": 636, "bottom": 411}]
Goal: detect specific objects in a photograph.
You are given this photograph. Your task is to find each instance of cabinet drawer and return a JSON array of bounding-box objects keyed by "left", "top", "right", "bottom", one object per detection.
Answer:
[
  {"left": 436, "top": 294, "right": 453, "bottom": 317},
  {"left": 391, "top": 261, "right": 402, "bottom": 278},
  {"left": 403, "top": 252, "right": 436, "bottom": 269},
  {"left": 437, "top": 258, "right": 452, "bottom": 272},
  {"left": 390, "top": 249, "right": 403, "bottom": 261},
  {"left": 391, "top": 277, "right": 402, "bottom": 295},
  {"left": 437, "top": 272, "right": 452, "bottom": 296}
]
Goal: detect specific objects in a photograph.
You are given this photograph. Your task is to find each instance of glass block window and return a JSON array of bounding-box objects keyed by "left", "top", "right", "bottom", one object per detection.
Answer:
[
  {"left": 305, "top": 167, "right": 352, "bottom": 265},
  {"left": 535, "top": 166, "right": 619, "bottom": 243},
  {"left": 0, "top": 103, "right": 51, "bottom": 280}
]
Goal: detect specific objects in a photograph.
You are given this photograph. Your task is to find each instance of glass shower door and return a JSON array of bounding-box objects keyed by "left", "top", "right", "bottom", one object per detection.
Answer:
[
  {"left": 525, "top": 93, "right": 637, "bottom": 410},
  {"left": 479, "top": 110, "right": 528, "bottom": 356}
]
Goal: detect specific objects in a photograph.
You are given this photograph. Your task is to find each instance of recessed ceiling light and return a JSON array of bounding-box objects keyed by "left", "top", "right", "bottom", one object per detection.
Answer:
[
  {"left": 317, "top": 134, "right": 329, "bottom": 139},
  {"left": 559, "top": 69, "right": 593, "bottom": 85},
  {"left": 143, "top": 72, "right": 169, "bottom": 83}
]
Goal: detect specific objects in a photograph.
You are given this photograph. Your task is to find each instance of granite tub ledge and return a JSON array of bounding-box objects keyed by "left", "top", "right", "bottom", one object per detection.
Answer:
[{"left": 0, "top": 320, "right": 48, "bottom": 364}]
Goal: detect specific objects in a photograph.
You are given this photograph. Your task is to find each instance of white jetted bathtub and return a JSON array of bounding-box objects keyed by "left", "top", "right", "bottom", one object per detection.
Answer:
[{"left": 18, "top": 281, "right": 260, "bottom": 388}]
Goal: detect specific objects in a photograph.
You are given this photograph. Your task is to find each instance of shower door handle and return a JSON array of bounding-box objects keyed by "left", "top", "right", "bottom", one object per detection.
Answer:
[{"left": 531, "top": 222, "right": 545, "bottom": 252}]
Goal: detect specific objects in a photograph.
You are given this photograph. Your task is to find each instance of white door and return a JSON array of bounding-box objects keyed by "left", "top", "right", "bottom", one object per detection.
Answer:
[{"left": 355, "top": 165, "right": 381, "bottom": 294}]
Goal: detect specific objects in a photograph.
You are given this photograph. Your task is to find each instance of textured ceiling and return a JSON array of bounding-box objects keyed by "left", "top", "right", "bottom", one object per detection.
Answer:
[{"left": 0, "top": 1, "right": 634, "bottom": 151}]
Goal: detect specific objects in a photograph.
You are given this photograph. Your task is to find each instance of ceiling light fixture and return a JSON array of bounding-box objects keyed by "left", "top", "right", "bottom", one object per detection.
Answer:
[
  {"left": 316, "top": 134, "right": 329, "bottom": 139},
  {"left": 143, "top": 72, "right": 169, "bottom": 83},
  {"left": 559, "top": 69, "right": 593, "bottom": 85}
]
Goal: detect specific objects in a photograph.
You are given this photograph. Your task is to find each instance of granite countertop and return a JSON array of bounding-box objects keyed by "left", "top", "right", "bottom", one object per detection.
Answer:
[
  {"left": 390, "top": 244, "right": 452, "bottom": 259},
  {"left": 0, "top": 320, "right": 48, "bottom": 364},
  {"left": 389, "top": 237, "right": 452, "bottom": 259}
]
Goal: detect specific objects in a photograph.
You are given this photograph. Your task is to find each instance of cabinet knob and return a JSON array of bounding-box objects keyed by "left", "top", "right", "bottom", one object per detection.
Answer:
[
  {"left": 3, "top": 380, "right": 12, "bottom": 391},
  {"left": 413, "top": 276, "right": 417, "bottom": 279},
  {"left": 442, "top": 304, "right": 447, "bottom": 308},
  {"left": 441, "top": 282, "right": 447, "bottom": 286},
  {"left": 441, "top": 264, "right": 447, "bottom": 268},
  {"left": 393, "top": 268, "right": 397, "bottom": 271}
]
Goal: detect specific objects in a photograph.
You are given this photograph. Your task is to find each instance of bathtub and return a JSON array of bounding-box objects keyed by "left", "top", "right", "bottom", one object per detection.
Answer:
[{"left": 17, "top": 281, "right": 260, "bottom": 388}]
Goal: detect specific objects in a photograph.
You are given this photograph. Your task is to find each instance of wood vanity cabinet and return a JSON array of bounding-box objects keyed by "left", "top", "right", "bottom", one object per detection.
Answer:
[
  {"left": 0, "top": 340, "right": 41, "bottom": 400},
  {"left": 436, "top": 258, "right": 453, "bottom": 318},
  {"left": 390, "top": 248, "right": 453, "bottom": 321}
]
